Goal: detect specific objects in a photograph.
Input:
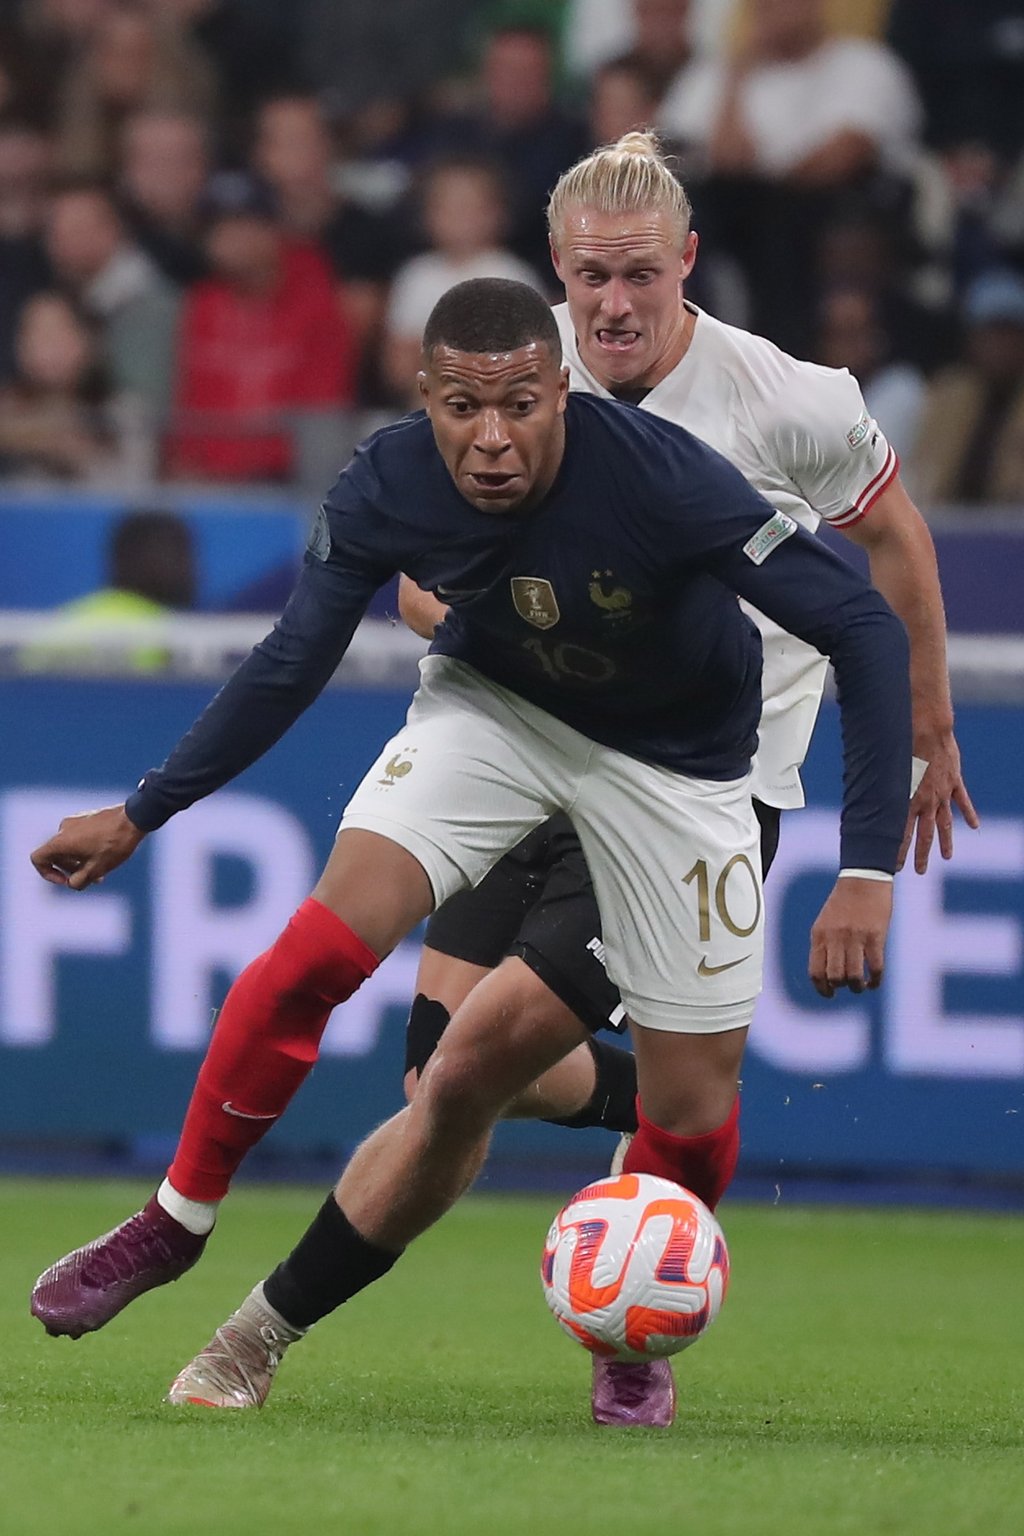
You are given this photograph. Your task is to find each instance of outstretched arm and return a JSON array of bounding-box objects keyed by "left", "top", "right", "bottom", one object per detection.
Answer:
[
  {"left": 841, "top": 476, "right": 978, "bottom": 872},
  {"left": 31, "top": 554, "right": 381, "bottom": 889}
]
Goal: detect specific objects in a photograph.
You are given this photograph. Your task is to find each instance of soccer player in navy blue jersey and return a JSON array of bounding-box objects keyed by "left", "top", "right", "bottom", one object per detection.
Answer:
[{"left": 31, "top": 276, "right": 910, "bottom": 1423}]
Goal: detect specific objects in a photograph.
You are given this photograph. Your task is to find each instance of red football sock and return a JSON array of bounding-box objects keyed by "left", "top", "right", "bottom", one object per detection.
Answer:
[
  {"left": 168, "top": 898, "right": 379, "bottom": 1201},
  {"left": 623, "top": 1096, "right": 740, "bottom": 1211}
]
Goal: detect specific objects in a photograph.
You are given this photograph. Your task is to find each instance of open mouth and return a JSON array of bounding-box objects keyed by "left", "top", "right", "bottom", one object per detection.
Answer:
[
  {"left": 469, "top": 472, "right": 518, "bottom": 492},
  {"left": 596, "top": 329, "right": 640, "bottom": 351}
]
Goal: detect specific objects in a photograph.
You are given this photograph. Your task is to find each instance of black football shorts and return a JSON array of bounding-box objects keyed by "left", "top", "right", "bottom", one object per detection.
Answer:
[{"left": 422, "top": 802, "right": 782, "bottom": 1033}]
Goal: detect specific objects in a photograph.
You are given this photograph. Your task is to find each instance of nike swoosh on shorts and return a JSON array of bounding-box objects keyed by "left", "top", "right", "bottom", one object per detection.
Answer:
[{"left": 696, "top": 955, "right": 751, "bottom": 977}]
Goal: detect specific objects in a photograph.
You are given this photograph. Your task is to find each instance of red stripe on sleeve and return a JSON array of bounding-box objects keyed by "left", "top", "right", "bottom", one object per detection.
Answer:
[{"left": 831, "top": 446, "right": 899, "bottom": 528}]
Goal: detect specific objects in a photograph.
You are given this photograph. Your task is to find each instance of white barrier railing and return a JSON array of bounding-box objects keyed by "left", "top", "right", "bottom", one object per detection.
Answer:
[
  {"left": 0, "top": 612, "right": 1021, "bottom": 699},
  {"left": 0, "top": 612, "right": 428, "bottom": 688}
]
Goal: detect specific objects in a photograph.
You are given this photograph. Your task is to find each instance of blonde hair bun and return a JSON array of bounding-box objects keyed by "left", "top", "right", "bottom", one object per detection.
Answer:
[{"left": 547, "top": 131, "right": 691, "bottom": 242}]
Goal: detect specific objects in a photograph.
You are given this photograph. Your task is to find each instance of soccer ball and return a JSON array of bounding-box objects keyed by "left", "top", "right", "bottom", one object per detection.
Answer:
[{"left": 540, "top": 1172, "right": 729, "bottom": 1362}]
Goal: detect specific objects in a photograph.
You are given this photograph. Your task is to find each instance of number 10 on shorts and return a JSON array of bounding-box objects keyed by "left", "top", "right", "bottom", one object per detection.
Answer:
[{"left": 682, "top": 855, "right": 762, "bottom": 943}]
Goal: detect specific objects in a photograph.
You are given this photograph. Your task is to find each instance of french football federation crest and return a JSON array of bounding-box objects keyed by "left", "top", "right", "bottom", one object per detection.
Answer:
[
  {"left": 511, "top": 577, "right": 560, "bottom": 629},
  {"left": 377, "top": 750, "right": 416, "bottom": 787},
  {"left": 589, "top": 570, "right": 633, "bottom": 620}
]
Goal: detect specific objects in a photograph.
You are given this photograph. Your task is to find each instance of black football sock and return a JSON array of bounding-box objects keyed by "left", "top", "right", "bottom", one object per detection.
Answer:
[
  {"left": 263, "top": 1193, "right": 401, "bottom": 1330},
  {"left": 404, "top": 994, "right": 451, "bottom": 1079},
  {"left": 544, "top": 1038, "right": 638, "bottom": 1134}
]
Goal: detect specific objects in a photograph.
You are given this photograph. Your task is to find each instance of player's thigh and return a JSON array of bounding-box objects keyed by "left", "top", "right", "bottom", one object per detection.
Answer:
[
  {"left": 573, "top": 755, "right": 764, "bottom": 1032},
  {"left": 313, "top": 828, "right": 434, "bottom": 957},
  {"left": 338, "top": 658, "right": 578, "bottom": 909},
  {"left": 629, "top": 1019, "right": 748, "bottom": 1135},
  {"left": 422, "top": 955, "right": 590, "bottom": 1116}
]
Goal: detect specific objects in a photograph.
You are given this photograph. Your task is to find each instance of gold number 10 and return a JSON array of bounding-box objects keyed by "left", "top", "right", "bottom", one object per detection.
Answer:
[{"left": 681, "top": 855, "right": 762, "bottom": 941}]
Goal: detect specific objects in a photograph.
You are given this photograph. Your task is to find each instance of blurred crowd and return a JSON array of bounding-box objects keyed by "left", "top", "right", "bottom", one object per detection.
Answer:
[{"left": 1, "top": 0, "right": 1023, "bottom": 508}]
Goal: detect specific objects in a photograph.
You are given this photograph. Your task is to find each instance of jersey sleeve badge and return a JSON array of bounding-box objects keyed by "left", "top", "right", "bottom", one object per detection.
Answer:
[
  {"left": 307, "top": 504, "right": 331, "bottom": 562},
  {"left": 846, "top": 412, "right": 871, "bottom": 449},
  {"left": 742, "top": 511, "right": 798, "bottom": 566}
]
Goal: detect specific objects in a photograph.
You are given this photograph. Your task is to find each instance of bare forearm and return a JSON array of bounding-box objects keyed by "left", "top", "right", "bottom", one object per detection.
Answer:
[
  {"left": 789, "top": 130, "right": 877, "bottom": 188},
  {"left": 708, "top": 70, "right": 757, "bottom": 172},
  {"left": 845, "top": 479, "right": 978, "bottom": 869},
  {"left": 847, "top": 483, "right": 953, "bottom": 743},
  {"left": 865, "top": 527, "right": 952, "bottom": 742}
]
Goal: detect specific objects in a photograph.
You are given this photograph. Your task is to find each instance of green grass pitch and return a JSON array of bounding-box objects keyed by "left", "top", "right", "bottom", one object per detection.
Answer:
[{"left": 1, "top": 1178, "right": 1022, "bottom": 1536}]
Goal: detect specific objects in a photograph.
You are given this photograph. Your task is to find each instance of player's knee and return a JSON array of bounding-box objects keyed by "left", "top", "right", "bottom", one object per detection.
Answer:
[
  {"left": 267, "top": 897, "right": 379, "bottom": 1005},
  {"left": 639, "top": 1081, "right": 738, "bottom": 1139},
  {"left": 416, "top": 1040, "right": 504, "bottom": 1130}
]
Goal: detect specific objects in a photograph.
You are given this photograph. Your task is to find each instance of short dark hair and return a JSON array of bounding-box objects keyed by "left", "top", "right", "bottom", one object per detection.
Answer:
[
  {"left": 48, "top": 177, "right": 119, "bottom": 211},
  {"left": 110, "top": 510, "right": 196, "bottom": 608},
  {"left": 422, "top": 278, "right": 560, "bottom": 361}
]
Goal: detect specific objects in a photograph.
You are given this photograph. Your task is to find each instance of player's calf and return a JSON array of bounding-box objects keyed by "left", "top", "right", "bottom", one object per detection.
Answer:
[{"left": 167, "top": 898, "right": 379, "bottom": 1204}]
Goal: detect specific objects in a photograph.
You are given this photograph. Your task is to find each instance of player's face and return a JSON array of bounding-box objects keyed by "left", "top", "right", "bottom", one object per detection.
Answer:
[
  {"left": 420, "top": 342, "right": 569, "bottom": 515},
  {"left": 551, "top": 206, "right": 697, "bottom": 389}
]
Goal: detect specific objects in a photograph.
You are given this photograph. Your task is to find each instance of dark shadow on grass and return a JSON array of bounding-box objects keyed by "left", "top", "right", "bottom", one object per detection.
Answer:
[{"left": 126, "top": 1390, "right": 1024, "bottom": 1456}]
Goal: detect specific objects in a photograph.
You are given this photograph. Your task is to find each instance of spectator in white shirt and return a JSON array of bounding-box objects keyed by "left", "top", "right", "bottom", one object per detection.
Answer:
[
  {"left": 660, "top": 0, "right": 922, "bottom": 184},
  {"left": 382, "top": 157, "right": 546, "bottom": 405},
  {"left": 658, "top": 0, "right": 923, "bottom": 354}
]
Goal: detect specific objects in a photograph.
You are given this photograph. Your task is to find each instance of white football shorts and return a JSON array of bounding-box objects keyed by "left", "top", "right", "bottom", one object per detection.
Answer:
[{"left": 340, "top": 656, "right": 764, "bottom": 1033}]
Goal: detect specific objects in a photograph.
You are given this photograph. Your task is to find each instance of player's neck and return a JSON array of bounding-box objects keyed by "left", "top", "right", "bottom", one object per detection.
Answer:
[{"left": 641, "top": 304, "right": 697, "bottom": 390}]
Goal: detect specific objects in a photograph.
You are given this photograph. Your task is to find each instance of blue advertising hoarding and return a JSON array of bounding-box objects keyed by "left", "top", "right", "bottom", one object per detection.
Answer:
[{"left": 1, "top": 675, "right": 1022, "bottom": 1186}]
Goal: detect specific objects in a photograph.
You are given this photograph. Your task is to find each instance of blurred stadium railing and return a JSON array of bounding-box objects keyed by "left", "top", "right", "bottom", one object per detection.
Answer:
[{"left": 0, "top": 615, "right": 1020, "bottom": 699}]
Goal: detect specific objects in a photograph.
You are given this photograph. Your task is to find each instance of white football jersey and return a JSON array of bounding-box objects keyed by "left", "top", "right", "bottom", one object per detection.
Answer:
[{"left": 554, "top": 302, "right": 898, "bottom": 808}]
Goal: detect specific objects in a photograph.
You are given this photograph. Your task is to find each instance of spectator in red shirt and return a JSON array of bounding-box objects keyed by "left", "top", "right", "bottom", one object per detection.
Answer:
[{"left": 167, "top": 170, "right": 356, "bottom": 482}]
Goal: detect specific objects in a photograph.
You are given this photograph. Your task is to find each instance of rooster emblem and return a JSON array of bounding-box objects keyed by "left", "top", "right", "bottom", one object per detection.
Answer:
[
  {"left": 378, "top": 752, "right": 415, "bottom": 787},
  {"left": 589, "top": 570, "right": 633, "bottom": 619}
]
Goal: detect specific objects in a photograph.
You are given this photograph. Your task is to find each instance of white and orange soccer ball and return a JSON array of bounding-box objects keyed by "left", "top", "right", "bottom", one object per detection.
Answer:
[{"left": 540, "top": 1172, "right": 729, "bottom": 1362}]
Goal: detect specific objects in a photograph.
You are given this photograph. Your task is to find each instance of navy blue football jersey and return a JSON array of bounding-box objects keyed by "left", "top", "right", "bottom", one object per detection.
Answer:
[{"left": 127, "top": 395, "right": 910, "bottom": 870}]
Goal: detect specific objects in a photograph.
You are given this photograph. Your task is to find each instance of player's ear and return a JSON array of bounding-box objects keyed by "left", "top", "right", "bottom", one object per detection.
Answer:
[
  {"left": 556, "top": 363, "right": 570, "bottom": 413},
  {"left": 416, "top": 370, "right": 430, "bottom": 410},
  {"left": 549, "top": 235, "right": 564, "bottom": 282},
  {"left": 681, "top": 230, "right": 698, "bottom": 283}
]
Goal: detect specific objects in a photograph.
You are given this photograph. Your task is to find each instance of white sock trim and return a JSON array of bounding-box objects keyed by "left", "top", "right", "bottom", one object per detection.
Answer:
[{"left": 157, "top": 1178, "right": 219, "bottom": 1236}]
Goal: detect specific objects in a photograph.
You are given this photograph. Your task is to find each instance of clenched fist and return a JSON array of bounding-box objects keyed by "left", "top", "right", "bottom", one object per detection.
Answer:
[{"left": 31, "top": 804, "right": 146, "bottom": 890}]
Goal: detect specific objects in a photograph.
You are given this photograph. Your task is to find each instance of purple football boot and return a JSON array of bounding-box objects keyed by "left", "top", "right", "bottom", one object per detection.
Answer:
[
  {"left": 591, "top": 1357, "right": 677, "bottom": 1427},
  {"left": 31, "top": 1196, "right": 208, "bottom": 1338}
]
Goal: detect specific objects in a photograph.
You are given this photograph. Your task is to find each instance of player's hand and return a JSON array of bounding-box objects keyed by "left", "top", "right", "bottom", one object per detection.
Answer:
[
  {"left": 897, "top": 730, "right": 979, "bottom": 875},
  {"left": 809, "top": 878, "right": 893, "bottom": 998},
  {"left": 30, "top": 804, "right": 145, "bottom": 890}
]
